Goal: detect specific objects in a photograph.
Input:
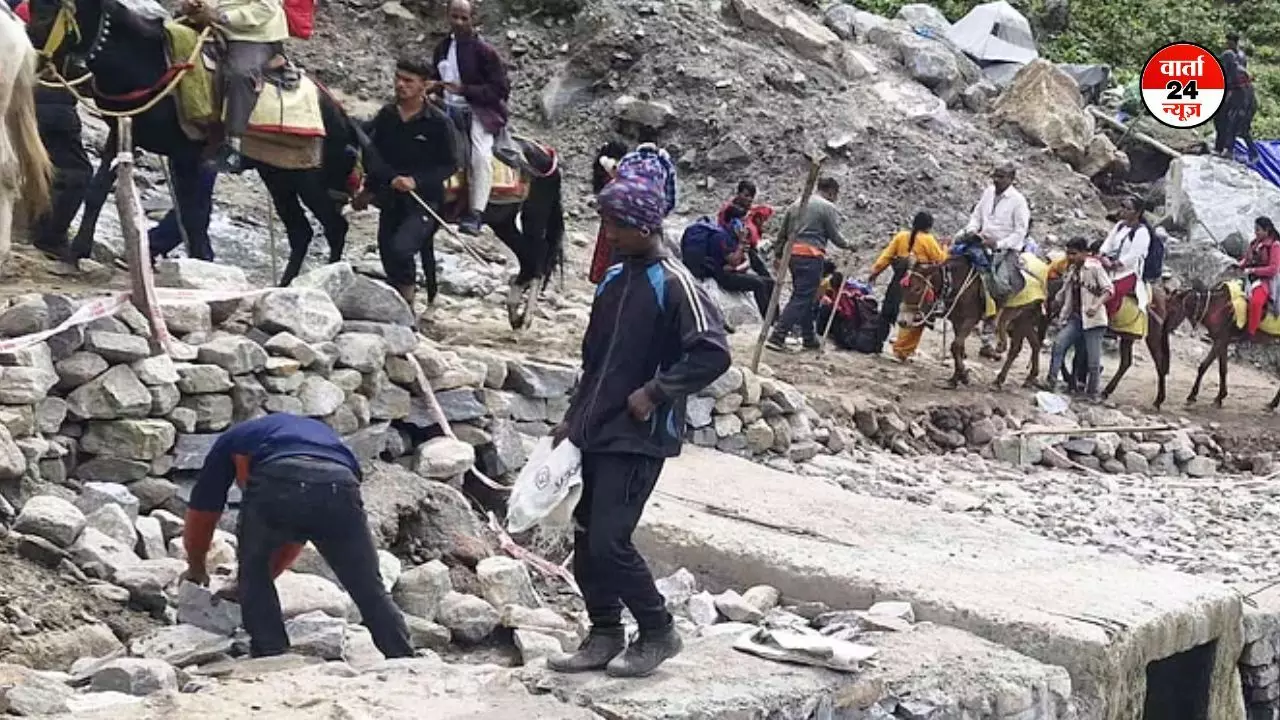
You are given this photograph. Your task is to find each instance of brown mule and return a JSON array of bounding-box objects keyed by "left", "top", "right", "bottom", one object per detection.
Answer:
[
  {"left": 901, "top": 256, "right": 1045, "bottom": 389},
  {"left": 1167, "top": 282, "right": 1280, "bottom": 410},
  {"left": 1043, "top": 277, "right": 1171, "bottom": 409}
]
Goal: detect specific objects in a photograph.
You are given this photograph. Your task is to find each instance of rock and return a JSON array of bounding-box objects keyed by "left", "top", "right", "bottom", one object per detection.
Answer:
[
  {"left": 868, "top": 600, "right": 915, "bottom": 623},
  {"left": 230, "top": 375, "right": 268, "bottom": 421},
  {"left": 1167, "top": 155, "right": 1280, "bottom": 249},
  {"left": 1185, "top": 456, "right": 1217, "bottom": 478},
  {"left": 896, "top": 3, "right": 950, "bottom": 34},
  {"left": 176, "top": 582, "right": 242, "bottom": 636},
  {"left": 655, "top": 568, "right": 699, "bottom": 610},
  {"left": 742, "top": 585, "right": 780, "bottom": 613},
  {"left": 54, "top": 352, "right": 108, "bottom": 390},
  {"left": 275, "top": 571, "right": 353, "bottom": 620},
  {"left": 1079, "top": 132, "right": 1129, "bottom": 178},
  {"left": 264, "top": 332, "right": 318, "bottom": 366},
  {"left": 436, "top": 592, "right": 499, "bottom": 643},
  {"left": 613, "top": 95, "right": 676, "bottom": 129},
  {"left": 1123, "top": 452, "right": 1150, "bottom": 475},
  {"left": 742, "top": 419, "right": 775, "bottom": 454},
  {"left": 66, "top": 364, "right": 151, "bottom": 420},
  {"left": 688, "top": 591, "right": 719, "bottom": 626},
  {"left": 159, "top": 302, "right": 213, "bottom": 335},
  {"left": 297, "top": 376, "right": 345, "bottom": 417},
  {"left": 90, "top": 658, "right": 179, "bottom": 696},
  {"left": 16, "top": 533, "right": 67, "bottom": 567},
  {"left": 898, "top": 35, "right": 965, "bottom": 105},
  {"left": 393, "top": 560, "right": 453, "bottom": 620},
  {"left": 714, "top": 413, "right": 743, "bottom": 438},
  {"left": 0, "top": 366, "right": 58, "bottom": 404},
  {"left": 703, "top": 367, "right": 744, "bottom": 399},
  {"left": 172, "top": 433, "right": 219, "bottom": 471},
  {"left": 414, "top": 437, "right": 475, "bottom": 479},
  {"left": 174, "top": 363, "right": 233, "bottom": 394},
  {"left": 0, "top": 296, "right": 50, "bottom": 336},
  {"left": 135, "top": 516, "right": 167, "bottom": 559},
  {"left": 83, "top": 331, "right": 151, "bottom": 364},
  {"left": 13, "top": 495, "right": 85, "bottom": 547},
  {"left": 285, "top": 611, "right": 347, "bottom": 660},
  {"left": 405, "top": 616, "right": 451, "bottom": 650},
  {"left": 514, "top": 628, "right": 562, "bottom": 665},
  {"left": 156, "top": 258, "right": 250, "bottom": 291},
  {"left": 961, "top": 81, "right": 998, "bottom": 112},
  {"left": 335, "top": 333, "right": 389, "bottom": 373},
  {"left": 699, "top": 277, "right": 762, "bottom": 329},
  {"left": 69, "top": 528, "right": 140, "bottom": 580},
  {"left": 342, "top": 321, "right": 416, "bottom": 356},
  {"left": 732, "top": 0, "right": 844, "bottom": 69},
  {"left": 81, "top": 419, "right": 176, "bottom": 461},
  {"left": 75, "top": 482, "right": 140, "bottom": 520},
  {"left": 488, "top": 420, "right": 528, "bottom": 475},
  {"left": 254, "top": 289, "right": 344, "bottom": 343},
  {"left": 0, "top": 665, "right": 72, "bottom": 715},
  {"left": 822, "top": 2, "right": 857, "bottom": 39},
  {"left": 504, "top": 359, "right": 577, "bottom": 398},
  {"left": 995, "top": 60, "right": 1092, "bottom": 168},
  {"left": 336, "top": 274, "right": 415, "bottom": 327},
  {"left": 714, "top": 589, "right": 764, "bottom": 623},
  {"left": 131, "top": 623, "right": 235, "bottom": 667},
  {"left": 85, "top": 503, "right": 137, "bottom": 549},
  {"left": 0, "top": 425, "right": 23, "bottom": 480},
  {"left": 177, "top": 394, "right": 233, "bottom": 432},
  {"left": 477, "top": 556, "right": 541, "bottom": 609},
  {"left": 197, "top": 336, "right": 268, "bottom": 375},
  {"left": 686, "top": 396, "right": 715, "bottom": 428}
]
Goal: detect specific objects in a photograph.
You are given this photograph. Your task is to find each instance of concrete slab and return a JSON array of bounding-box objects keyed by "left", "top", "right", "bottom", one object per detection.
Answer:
[
  {"left": 640, "top": 447, "right": 1244, "bottom": 720},
  {"left": 527, "top": 625, "right": 1076, "bottom": 719}
]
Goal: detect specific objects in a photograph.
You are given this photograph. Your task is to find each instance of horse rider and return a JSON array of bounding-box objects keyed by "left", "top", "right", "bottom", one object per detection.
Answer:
[
  {"left": 1241, "top": 216, "right": 1280, "bottom": 340},
  {"left": 429, "top": 0, "right": 510, "bottom": 236},
  {"left": 956, "top": 163, "right": 1030, "bottom": 359},
  {"left": 1097, "top": 195, "right": 1151, "bottom": 319},
  {"left": 181, "top": 0, "right": 291, "bottom": 173},
  {"left": 357, "top": 58, "right": 457, "bottom": 311}
]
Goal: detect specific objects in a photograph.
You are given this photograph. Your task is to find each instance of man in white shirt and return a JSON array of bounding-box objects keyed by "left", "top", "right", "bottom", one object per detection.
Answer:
[
  {"left": 1097, "top": 195, "right": 1151, "bottom": 316},
  {"left": 961, "top": 164, "right": 1031, "bottom": 357},
  {"left": 430, "top": 0, "right": 509, "bottom": 236}
]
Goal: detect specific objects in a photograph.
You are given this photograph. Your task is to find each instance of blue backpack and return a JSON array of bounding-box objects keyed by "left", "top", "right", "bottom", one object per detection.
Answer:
[{"left": 680, "top": 218, "right": 734, "bottom": 278}]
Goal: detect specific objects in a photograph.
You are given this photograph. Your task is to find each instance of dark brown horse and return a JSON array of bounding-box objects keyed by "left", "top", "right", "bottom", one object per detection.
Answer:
[
  {"left": 901, "top": 255, "right": 1044, "bottom": 388},
  {"left": 1167, "top": 281, "right": 1280, "bottom": 409},
  {"left": 1043, "top": 276, "right": 1171, "bottom": 408}
]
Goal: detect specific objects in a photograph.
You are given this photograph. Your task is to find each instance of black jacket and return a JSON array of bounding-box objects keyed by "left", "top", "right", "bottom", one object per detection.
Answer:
[
  {"left": 361, "top": 103, "right": 456, "bottom": 206},
  {"left": 565, "top": 255, "right": 731, "bottom": 458}
]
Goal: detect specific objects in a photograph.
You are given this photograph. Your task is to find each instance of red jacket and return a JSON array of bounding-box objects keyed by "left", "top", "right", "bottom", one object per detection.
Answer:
[
  {"left": 15, "top": 1, "right": 29, "bottom": 22},
  {"left": 1244, "top": 237, "right": 1280, "bottom": 280},
  {"left": 716, "top": 202, "right": 774, "bottom": 249}
]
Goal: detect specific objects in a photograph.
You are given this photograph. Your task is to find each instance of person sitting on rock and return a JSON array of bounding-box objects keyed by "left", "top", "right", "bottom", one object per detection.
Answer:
[
  {"left": 1097, "top": 195, "right": 1151, "bottom": 318},
  {"left": 1241, "top": 216, "right": 1280, "bottom": 340},
  {"left": 357, "top": 57, "right": 457, "bottom": 311},
  {"left": 717, "top": 180, "right": 774, "bottom": 279},
  {"left": 959, "top": 163, "right": 1030, "bottom": 360},
  {"left": 680, "top": 208, "right": 773, "bottom": 318},
  {"left": 181, "top": 0, "right": 291, "bottom": 173},
  {"left": 181, "top": 414, "right": 414, "bottom": 660},
  {"left": 548, "top": 174, "right": 730, "bottom": 679},
  {"left": 429, "top": 0, "right": 509, "bottom": 236}
]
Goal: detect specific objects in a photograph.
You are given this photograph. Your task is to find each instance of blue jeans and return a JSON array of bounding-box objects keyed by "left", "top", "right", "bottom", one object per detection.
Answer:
[{"left": 1048, "top": 316, "right": 1104, "bottom": 394}]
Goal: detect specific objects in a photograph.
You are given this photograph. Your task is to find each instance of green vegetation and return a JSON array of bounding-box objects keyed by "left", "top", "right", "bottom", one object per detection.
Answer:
[{"left": 859, "top": 0, "right": 1280, "bottom": 137}]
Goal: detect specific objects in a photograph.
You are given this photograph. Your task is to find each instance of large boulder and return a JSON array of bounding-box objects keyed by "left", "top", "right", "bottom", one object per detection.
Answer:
[
  {"left": 253, "top": 289, "right": 343, "bottom": 343},
  {"left": 731, "top": 0, "right": 847, "bottom": 71},
  {"left": 995, "top": 60, "right": 1092, "bottom": 167},
  {"left": 1167, "top": 155, "right": 1280, "bottom": 249},
  {"left": 0, "top": 366, "right": 58, "bottom": 404},
  {"left": 895, "top": 3, "right": 951, "bottom": 34},
  {"left": 80, "top": 419, "right": 177, "bottom": 461},
  {"left": 13, "top": 495, "right": 85, "bottom": 547},
  {"left": 155, "top": 259, "right": 250, "bottom": 291},
  {"left": 360, "top": 461, "right": 491, "bottom": 563},
  {"left": 699, "top": 278, "right": 762, "bottom": 329}
]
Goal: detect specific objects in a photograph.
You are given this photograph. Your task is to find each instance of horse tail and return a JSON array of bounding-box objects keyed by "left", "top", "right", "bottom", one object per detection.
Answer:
[
  {"left": 544, "top": 162, "right": 565, "bottom": 284},
  {"left": 11, "top": 46, "right": 52, "bottom": 218}
]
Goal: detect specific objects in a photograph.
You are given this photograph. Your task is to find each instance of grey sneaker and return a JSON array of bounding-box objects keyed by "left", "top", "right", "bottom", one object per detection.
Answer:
[
  {"left": 605, "top": 625, "right": 682, "bottom": 678},
  {"left": 547, "top": 628, "right": 625, "bottom": 673}
]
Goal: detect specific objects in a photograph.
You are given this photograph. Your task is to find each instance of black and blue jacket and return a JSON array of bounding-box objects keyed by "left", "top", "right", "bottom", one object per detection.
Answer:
[{"left": 565, "top": 254, "right": 731, "bottom": 458}]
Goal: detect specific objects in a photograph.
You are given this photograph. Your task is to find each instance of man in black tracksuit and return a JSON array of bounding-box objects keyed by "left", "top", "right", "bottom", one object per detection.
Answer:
[
  {"left": 549, "top": 175, "right": 731, "bottom": 678},
  {"left": 359, "top": 58, "right": 457, "bottom": 309},
  {"left": 32, "top": 86, "right": 92, "bottom": 257}
]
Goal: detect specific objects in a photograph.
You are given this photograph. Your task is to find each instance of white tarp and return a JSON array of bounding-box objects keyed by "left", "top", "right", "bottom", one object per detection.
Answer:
[{"left": 946, "top": 0, "right": 1038, "bottom": 65}]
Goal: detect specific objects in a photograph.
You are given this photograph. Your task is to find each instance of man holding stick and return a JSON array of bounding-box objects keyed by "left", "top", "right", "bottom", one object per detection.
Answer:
[{"left": 766, "top": 176, "right": 850, "bottom": 352}]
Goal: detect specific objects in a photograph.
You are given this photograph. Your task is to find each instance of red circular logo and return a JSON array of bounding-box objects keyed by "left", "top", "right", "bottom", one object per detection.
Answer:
[{"left": 1141, "top": 42, "right": 1225, "bottom": 129}]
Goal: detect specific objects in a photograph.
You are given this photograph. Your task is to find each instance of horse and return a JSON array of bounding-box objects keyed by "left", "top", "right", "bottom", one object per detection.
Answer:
[
  {"left": 1167, "top": 280, "right": 1280, "bottom": 410},
  {"left": 0, "top": 3, "right": 53, "bottom": 269},
  {"left": 1042, "top": 274, "right": 1171, "bottom": 408},
  {"left": 900, "top": 255, "right": 1045, "bottom": 389},
  {"left": 25, "top": 0, "right": 354, "bottom": 278}
]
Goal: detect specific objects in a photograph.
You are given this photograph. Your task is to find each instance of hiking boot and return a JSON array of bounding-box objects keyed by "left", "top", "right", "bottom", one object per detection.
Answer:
[
  {"left": 212, "top": 144, "right": 245, "bottom": 174},
  {"left": 605, "top": 625, "right": 682, "bottom": 678},
  {"left": 765, "top": 336, "right": 788, "bottom": 352},
  {"left": 802, "top": 338, "right": 821, "bottom": 351},
  {"left": 458, "top": 213, "right": 484, "bottom": 236},
  {"left": 547, "top": 628, "right": 625, "bottom": 673}
]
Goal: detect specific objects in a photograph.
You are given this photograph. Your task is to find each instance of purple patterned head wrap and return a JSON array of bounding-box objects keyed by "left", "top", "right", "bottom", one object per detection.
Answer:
[{"left": 597, "top": 177, "right": 666, "bottom": 233}]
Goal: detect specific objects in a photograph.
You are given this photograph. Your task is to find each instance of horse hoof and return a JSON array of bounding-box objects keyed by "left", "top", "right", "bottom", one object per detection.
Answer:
[{"left": 1213, "top": 400, "right": 1224, "bottom": 409}]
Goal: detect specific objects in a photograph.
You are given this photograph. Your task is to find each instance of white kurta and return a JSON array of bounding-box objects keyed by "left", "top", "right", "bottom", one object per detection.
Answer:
[
  {"left": 1099, "top": 221, "right": 1151, "bottom": 311},
  {"left": 963, "top": 185, "right": 1030, "bottom": 251}
]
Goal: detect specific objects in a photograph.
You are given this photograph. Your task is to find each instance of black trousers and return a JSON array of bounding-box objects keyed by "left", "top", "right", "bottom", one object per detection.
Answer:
[
  {"left": 573, "top": 452, "right": 670, "bottom": 633},
  {"left": 377, "top": 197, "right": 439, "bottom": 301},
  {"left": 773, "top": 255, "right": 825, "bottom": 343},
  {"left": 34, "top": 98, "right": 91, "bottom": 254},
  {"left": 713, "top": 267, "right": 773, "bottom": 317},
  {"left": 237, "top": 457, "right": 412, "bottom": 659}
]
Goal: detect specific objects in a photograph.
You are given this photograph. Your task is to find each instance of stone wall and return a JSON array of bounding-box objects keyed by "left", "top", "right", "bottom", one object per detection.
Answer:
[{"left": 1242, "top": 611, "right": 1280, "bottom": 720}]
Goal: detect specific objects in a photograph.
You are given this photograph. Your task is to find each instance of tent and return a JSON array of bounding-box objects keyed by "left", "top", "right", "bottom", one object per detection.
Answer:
[{"left": 946, "top": 1, "right": 1039, "bottom": 65}]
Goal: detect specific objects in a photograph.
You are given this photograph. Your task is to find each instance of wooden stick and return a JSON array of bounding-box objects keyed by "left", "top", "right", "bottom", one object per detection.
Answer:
[
  {"left": 405, "top": 353, "right": 509, "bottom": 492},
  {"left": 1088, "top": 107, "right": 1184, "bottom": 159},
  {"left": 817, "top": 268, "right": 850, "bottom": 355},
  {"left": 265, "top": 184, "right": 278, "bottom": 285},
  {"left": 750, "top": 155, "right": 823, "bottom": 372},
  {"left": 486, "top": 511, "right": 580, "bottom": 595},
  {"left": 1013, "top": 424, "right": 1174, "bottom": 437},
  {"left": 114, "top": 118, "right": 172, "bottom": 356}
]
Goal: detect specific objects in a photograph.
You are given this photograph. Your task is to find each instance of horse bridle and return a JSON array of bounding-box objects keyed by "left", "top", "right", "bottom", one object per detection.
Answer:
[{"left": 903, "top": 262, "right": 976, "bottom": 328}]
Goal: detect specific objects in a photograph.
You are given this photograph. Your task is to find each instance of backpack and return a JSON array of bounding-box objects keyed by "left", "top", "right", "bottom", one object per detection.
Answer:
[
  {"left": 679, "top": 218, "right": 733, "bottom": 279},
  {"left": 284, "top": 0, "right": 316, "bottom": 39},
  {"left": 1141, "top": 224, "right": 1165, "bottom": 281}
]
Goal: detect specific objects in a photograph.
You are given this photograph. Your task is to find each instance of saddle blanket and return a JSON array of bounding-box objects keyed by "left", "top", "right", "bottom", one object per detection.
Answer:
[
  {"left": 165, "top": 22, "right": 325, "bottom": 138},
  {"left": 985, "top": 252, "right": 1048, "bottom": 318},
  {"left": 1226, "top": 280, "right": 1280, "bottom": 335},
  {"left": 444, "top": 156, "right": 530, "bottom": 206},
  {"left": 1110, "top": 285, "right": 1150, "bottom": 338}
]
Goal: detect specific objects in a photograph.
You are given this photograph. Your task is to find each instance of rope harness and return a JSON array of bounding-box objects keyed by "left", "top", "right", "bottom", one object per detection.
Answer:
[{"left": 901, "top": 262, "right": 980, "bottom": 330}]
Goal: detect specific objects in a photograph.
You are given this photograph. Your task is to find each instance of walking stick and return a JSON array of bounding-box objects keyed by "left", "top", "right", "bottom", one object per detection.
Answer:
[
  {"left": 750, "top": 154, "right": 824, "bottom": 373},
  {"left": 265, "top": 188, "right": 279, "bottom": 284},
  {"left": 817, "top": 268, "right": 852, "bottom": 356}
]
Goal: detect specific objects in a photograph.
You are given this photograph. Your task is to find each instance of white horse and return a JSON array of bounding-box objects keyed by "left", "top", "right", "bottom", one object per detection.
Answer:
[{"left": 0, "top": 3, "right": 52, "bottom": 270}]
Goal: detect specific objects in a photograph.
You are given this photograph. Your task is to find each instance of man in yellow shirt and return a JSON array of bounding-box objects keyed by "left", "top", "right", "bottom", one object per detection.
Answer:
[
  {"left": 867, "top": 212, "right": 946, "bottom": 361},
  {"left": 184, "top": 0, "right": 290, "bottom": 172}
]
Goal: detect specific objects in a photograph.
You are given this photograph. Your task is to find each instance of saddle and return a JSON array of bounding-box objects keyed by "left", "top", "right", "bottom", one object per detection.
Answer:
[
  {"left": 163, "top": 21, "right": 325, "bottom": 169},
  {"left": 441, "top": 104, "right": 537, "bottom": 212}
]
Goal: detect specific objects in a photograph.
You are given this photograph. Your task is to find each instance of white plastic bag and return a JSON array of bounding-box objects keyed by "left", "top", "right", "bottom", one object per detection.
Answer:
[{"left": 506, "top": 437, "right": 583, "bottom": 534}]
